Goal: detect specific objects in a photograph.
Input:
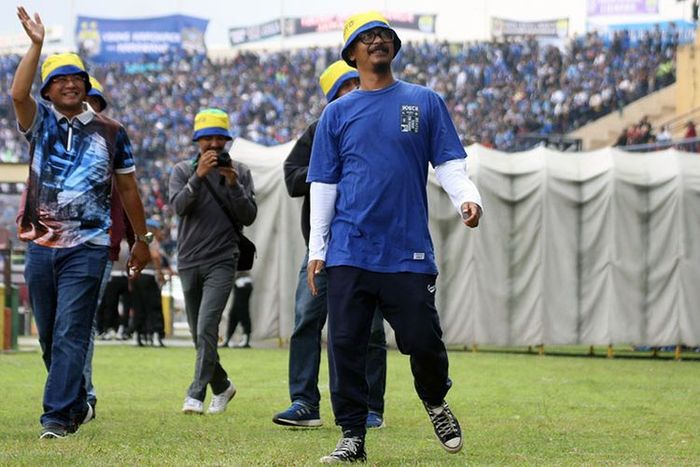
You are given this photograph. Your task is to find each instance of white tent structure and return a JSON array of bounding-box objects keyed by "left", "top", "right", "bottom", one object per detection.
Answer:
[{"left": 228, "top": 140, "right": 700, "bottom": 348}]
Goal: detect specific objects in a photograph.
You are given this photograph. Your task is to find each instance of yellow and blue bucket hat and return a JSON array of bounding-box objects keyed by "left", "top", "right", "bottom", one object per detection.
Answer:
[
  {"left": 341, "top": 11, "right": 401, "bottom": 68},
  {"left": 40, "top": 53, "right": 91, "bottom": 100},
  {"left": 87, "top": 76, "right": 107, "bottom": 110},
  {"left": 192, "top": 108, "right": 232, "bottom": 142},
  {"left": 319, "top": 60, "right": 359, "bottom": 102}
]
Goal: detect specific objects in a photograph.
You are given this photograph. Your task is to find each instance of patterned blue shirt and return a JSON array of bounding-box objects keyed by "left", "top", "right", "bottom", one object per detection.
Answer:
[{"left": 18, "top": 102, "right": 135, "bottom": 248}]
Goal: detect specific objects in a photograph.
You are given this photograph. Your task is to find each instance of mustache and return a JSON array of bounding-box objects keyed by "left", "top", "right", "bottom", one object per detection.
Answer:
[{"left": 368, "top": 44, "right": 389, "bottom": 54}]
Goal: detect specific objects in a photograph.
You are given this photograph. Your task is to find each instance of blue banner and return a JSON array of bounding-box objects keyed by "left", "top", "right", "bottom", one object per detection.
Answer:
[
  {"left": 593, "top": 20, "right": 695, "bottom": 46},
  {"left": 75, "top": 15, "right": 208, "bottom": 63}
]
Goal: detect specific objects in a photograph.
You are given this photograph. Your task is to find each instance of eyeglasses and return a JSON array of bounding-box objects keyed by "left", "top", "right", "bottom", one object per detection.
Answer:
[
  {"left": 50, "top": 74, "right": 85, "bottom": 86},
  {"left": 357, "top": 28, "right": 395, "bottom": 45}
]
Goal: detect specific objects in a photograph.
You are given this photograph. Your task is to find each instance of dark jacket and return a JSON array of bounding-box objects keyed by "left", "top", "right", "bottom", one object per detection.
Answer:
[
  {"left": 169, "top": 156, "right": 257, "bottom": 270},
  {"left": 283, "top": 120, "right": 317, "bottom": 247}
]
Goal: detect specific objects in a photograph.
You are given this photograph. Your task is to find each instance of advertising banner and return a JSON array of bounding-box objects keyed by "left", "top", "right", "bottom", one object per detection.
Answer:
[
  {"left": 229, "top": 19, "right": 282, "bottom": 46},
  {"left": 285, "top": 12, "right": 436, "bottom": 36},
  {"left": 587, "top": 0, "right": 659, "bottom": 17},
  {"left": 491, "top": 17, "right": 569, "bottom": 38},
  {"left": 75, "top": 15, "right": 208, "bottom": 63},
  {"left": 229, "top": 12, "right": 436, "bottom": 46},
  {"left": 593, "top": 20, "right": 696, "bottom": 45}
]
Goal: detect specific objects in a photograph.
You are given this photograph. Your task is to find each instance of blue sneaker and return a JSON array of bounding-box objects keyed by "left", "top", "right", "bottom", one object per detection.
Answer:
[
  {"left": 366, "top": 411, "right": 385, "bottom": 429},
  {"left": 272, "top": 401, "right": 322, "bottom": 427}
]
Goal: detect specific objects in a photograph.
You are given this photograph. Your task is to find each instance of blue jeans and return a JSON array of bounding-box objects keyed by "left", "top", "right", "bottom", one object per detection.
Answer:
[
  {"left": 83, "top": 261, "right": 113, "bottom": 405},
  {"left": 288, "top": 252, "right": 387, "bottom": 413},
  {"left": 24, "top": 241, "right": 109, "bottom": 428}
]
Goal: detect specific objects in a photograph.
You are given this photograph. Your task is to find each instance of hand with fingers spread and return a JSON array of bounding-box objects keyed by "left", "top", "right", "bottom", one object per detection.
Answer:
[
  {"left": 460, "top": 201, "right": 481, "bottom": 228},
  {"left": 16, "top": 6, "right": 44, "bottom": 44}
]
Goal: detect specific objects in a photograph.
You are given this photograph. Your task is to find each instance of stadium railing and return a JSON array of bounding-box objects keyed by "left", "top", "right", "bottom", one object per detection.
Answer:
[{"left": 620, "top": 136, "right": 700, "bottom": 153}]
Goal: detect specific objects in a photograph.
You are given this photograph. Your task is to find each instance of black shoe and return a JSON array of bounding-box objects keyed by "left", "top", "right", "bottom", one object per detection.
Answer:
[
  {"left": 40, "top": 424, "right": 69, "bottom": 439},
  {"left": 319, "top": 434, "right": 367, "bottom": 463},
  {"left": 68, "top": 401, "right": 95, "bottom": 434},
  {"left": 155, "top": 334, "right": 166, "bottom": 347},
  {"left": 423, "top": 400, "right": 463, "bottom": 453}
]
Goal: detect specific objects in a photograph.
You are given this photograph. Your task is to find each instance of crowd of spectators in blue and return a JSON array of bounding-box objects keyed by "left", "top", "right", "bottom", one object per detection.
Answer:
[{"left": 0, "top": 26, "right": 682, "bottom": 240}]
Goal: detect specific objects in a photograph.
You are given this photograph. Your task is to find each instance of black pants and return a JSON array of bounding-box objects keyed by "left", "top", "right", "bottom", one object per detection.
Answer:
[
  {"left": 225, "top": 282, "right": 253, "bottom": 341},
  {"left": 326, "top": 266, "right": 451, "bottom": 436},
  {"left": 131, "top": 274, "right": 164, "bottom": 336},
  {"left": 96, "top": 275, "right": 130, "bottom": 334}
]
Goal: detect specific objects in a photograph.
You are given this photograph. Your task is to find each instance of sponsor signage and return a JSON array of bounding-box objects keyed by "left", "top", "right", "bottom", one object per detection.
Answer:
[
  {"left": 492, "top": 17, "right": 569, "bottom": 38},
  {"left": 587, "top": 0, "right": 659, "bottom": 17},
  {"left": 75, "top": 15, "right": 208, "bottom": 63},
  {"left": 229, "top": 12, "right": 436, "bottom": 46}
]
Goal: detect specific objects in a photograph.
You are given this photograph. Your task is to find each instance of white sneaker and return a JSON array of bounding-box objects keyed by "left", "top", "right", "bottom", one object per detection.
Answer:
[
  {"left": 207, "top": 380, "right": 236, "bottom": 414},
  {"left": 182, "top": 397, "right": 204, "bottom": 415}
]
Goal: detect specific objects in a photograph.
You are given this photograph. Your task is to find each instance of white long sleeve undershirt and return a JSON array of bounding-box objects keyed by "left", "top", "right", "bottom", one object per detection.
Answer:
[
  {"left": 309, "top": 160, "right": 481, "bottom": 263},
  {"left": 434, "top": 158, "right": 482, "bottom": 215},
  {"left": 308, "top": 182, "right": 337, "bottom": 263}
]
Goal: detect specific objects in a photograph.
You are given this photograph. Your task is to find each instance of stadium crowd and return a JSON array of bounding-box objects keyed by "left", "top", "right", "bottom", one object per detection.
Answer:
[{"left": 0, "top": 27, "right": 682, "bottom": 240}]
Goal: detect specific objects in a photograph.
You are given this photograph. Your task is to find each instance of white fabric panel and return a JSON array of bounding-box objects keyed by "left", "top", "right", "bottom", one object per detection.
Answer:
[
  {"left": 679, "top": 153, "right": 700, "bottom": 346},
  {"left": 228, "top": 139, "right": 305, "bottom": 341},
  {"left": 225, "top": 140, "right": 700, "bottom": 348},
  {"left": 542, "top": 149, "right": 586, "bottom": 345}
]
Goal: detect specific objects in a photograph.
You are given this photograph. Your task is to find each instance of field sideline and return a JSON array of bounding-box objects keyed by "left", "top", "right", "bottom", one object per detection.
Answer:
[{"left": 1, "top": 344, "right": 698, "bottom": 465}]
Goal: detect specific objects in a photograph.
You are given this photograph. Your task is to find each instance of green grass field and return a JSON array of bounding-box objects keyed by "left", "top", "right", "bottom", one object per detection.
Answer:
[{"left": 1, "top": 344, "right": 699, "bottom": 466}]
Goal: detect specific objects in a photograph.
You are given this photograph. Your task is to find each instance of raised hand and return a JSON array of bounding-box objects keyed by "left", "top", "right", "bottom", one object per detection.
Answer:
[{"left": 17, "top": 6, "right": 44, "bottom": 45}]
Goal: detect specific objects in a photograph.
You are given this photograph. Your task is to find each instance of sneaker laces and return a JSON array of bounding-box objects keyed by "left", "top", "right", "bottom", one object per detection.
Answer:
[
  {"left": 428, "top": 404, "right": 459, "bottom": 439},
  {"left": 330, "top": 436, "right": 363, "bottom": 458},
  {"left": 211, "top": 393, "right": 227, "bottom": 407},
  {"left": 210, "top": 384, "right": 235, "bottom": 409}
]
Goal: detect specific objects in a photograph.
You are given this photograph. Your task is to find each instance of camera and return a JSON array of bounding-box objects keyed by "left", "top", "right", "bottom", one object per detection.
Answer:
[{"left": 216, "top": 151, "right": 232, "bottom": 168}]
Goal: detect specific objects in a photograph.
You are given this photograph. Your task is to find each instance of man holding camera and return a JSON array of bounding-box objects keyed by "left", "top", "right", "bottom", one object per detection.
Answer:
[{"left": 169, "top": 108, "right": 257, "bottom": 415}]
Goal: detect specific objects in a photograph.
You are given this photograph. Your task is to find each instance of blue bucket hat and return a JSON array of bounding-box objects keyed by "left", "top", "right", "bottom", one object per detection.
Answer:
[
  {"left": 87, "top": 75, "right": 107, "bottom": 111},
  {"left": 40, "top": 53, "right": 91, "bottom": 100},
  {"left": 319, "top": 60, "right": 359, "bottom": 102},
  {"left": 341, "top": 11, "right": 402, "bottom": 68},
  {"left": 192, "top": 108, "right": 233, "bottom": 142}
]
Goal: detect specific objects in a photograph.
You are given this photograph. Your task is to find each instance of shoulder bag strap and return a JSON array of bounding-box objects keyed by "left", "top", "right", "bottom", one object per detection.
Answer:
[{"left": 201, "top": 177, "right": 242, "bottom": 236}]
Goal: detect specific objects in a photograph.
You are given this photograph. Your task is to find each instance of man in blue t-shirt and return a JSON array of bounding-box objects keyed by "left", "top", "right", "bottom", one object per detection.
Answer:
[
  {"left": 307, "top": 11, "right": 482, "bottom": 463},
  {"left": 276, "top": 60, "right": 388, "bottom": 430}
]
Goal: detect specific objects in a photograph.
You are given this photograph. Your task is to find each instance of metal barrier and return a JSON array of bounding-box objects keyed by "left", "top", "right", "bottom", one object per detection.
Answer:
[
  {"left": 620, "top": 136, "right": 700, "bottom": 153},
  {"left": 1, "top": 248, "right": 19, "bottom": 351}
]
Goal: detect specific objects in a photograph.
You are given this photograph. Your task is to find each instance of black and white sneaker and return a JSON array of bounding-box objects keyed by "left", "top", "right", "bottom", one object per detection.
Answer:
[
  {"left": 423, "top": 400, "right": 464, "bottom": 453},
  {"left": 40, "top": 424, "right": 69, "bottom": 439},
  {"left": 68, "top": 401, "right": 95, "bottom": 434},
  {"left": 88, "top": 400, "right": 97, "bottom": 421},
  {"left": 319, "top": 435, "right": 367, "bottom": 463}
]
